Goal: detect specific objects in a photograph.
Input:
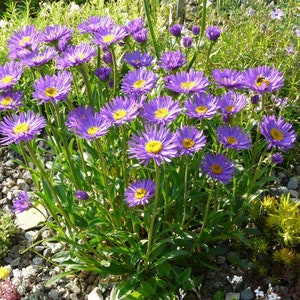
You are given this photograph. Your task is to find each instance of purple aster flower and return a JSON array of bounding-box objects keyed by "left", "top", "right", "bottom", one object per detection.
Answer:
[
  {"left": 0, "top": 90, "right": 23, "bottom": 111},
  {"left": 66, "top": 107, "right": 111, "bottom": 140},
  {"left": 218, "top": 91, "right": 247, "bottom": 116},
  {"left": 92, "top": 25, "right": 128, "bottom": 47},
  {"left": 95, "top": 66, "right": 112, "bottom": 81},
  {"left": 39, "top": 25, "right": 73, "bottom": 52},
  {"left": 75, "top": 190, "right": 89, "bottom": 200},
  {"left": 13, "top": 191, "right": 31, "bottom": 214},
  {"left": 206, "top": 26, "right": 222, "bottom": 41},
  {"left": 132, "top": 28, "right": 148, "bottom": 43},
  {"left": 165, "top": 69, "right": 209, "bottom": 94},
  {"left": 124, "top": 179, "right": 155, "bottom": 207},
  {"left": 159, "top": 51, "right": 187, "bottom": 71},
  {"left": 184, "top": 93, "right": 219, "bottom": 120},
  {"left": 243, "top": 66, "right": 284, "bottom": 94},
  {"left": 100, "top": 95, "right": 139, "bottom": 126},
  {"left": 201, "top": 153, "right": 234, "bottom": 184},
  {"left": 295, "top": 29, "right": 300, "bottom": 37},
  {"left": 124, "top": 51, "right": 154, "bottom": 68},
  {"left": 192, "top": 25, "right": 200, "bottom": 35},
  {"left": 183, "top": 36, "right": 193, "bottom": 48},
  {"left": 126, "top": 17, "right": 144, "bottom": 35},
  {"left": 32, "top": 71, "right": 72, "bottom": 105},
  {"left": 0, "top": 110, "right": 46, "bottom": 145},
  {"left": 78, "top": 16, "right": 114, "bottom": 34},
  {"left": 212, "top": 69, "right": 245, "bottom": 90},
  {"left": 0, "top": 62, "right": 24, "bottom": 91},
  {"left": 7, "top": 25, "right": 40, "bottom": 59},
  {"left": 169, "top": 24, "right": 183, "bottom": 37},
  {"left": 270, "top": 8, "right": 285, "bottom": 20},
  {"left": 260, "top": 115, "right": 296, "bottom": 151},
  {"left": 270, "top": 152, "right": 284, "bottom": 164},
  {"left": 141, "top": 96, "right": 181, "bottom": 126},
  {"left": 66, "top": 106, "right": 94, "bottom": 129},
  {"left": 56, "top": 43, "right": 97, "bottom": 69},
  {"left": 128, "top": 125, "right": 177, "bottom": 166},
  {"left": 175, "top": 125, "right": 206, "bottom": 156},
  {"left": 121, "top": 67, "right": 157, "bottom": 96},
  {"left": 286, "top": 45, "right": 296, "bottom": 55},
  {"left": 216, "top": 125, "right": 251, "bottom": 151},
  {"left": 21, "top": 47, "right": 58, "bottom": 67}
]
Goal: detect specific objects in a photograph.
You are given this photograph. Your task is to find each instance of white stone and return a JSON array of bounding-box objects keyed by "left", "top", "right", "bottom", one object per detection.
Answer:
[
  {"left": 87, "top": 287, "right": 103, "bottom": 300},
  {"left": 225, "top": 292, "right": 240, "bottom": 300}
]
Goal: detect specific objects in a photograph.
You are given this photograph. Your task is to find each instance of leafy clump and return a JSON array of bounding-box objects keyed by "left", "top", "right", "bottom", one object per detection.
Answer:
[{"left": 0, "top": 211, "right": 19, "bottom": 260}]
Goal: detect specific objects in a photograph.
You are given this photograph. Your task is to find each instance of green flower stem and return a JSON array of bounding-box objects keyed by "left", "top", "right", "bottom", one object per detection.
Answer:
[
  {"left": 97, "top": 46, "right": 101, "bottom": 69},
  {"left": 110, "top": 46, "right": 118, "bottom": 97},
  {"left": 79, "top": 63, "right": 93, "bottom": 106},
  {"left": 143, "top": 0, "right": 160, "bottom": 60},
  {"left": 200, "top": 0, "right": 207, "bottom": 38},
  {"left": 182, "top": 156, "right": 189, "bottom": 228},
  {"left": 121, "top": 125, "right": 128, "bottom": 187},
  {"left": 205, "top": 41, "right": 215, "bottom": 72},
  {"left": 144, "top": 162, "right": 160, "bottom": 270},
  {"left": 190, "top": 179, "right": 215, "bottom": 254}
]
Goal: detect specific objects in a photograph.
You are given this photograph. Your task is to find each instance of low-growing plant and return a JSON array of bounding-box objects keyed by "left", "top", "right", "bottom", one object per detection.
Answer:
[{"left": 0, "top": 0, "right": 299, "bottom": 298}]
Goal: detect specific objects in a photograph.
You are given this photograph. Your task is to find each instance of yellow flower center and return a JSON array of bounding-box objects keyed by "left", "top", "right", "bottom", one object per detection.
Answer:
[
  {"left": 1, "top": 97, "right": 13, "bottom": 106},
  {"left": 133, "top": 79, "right": 146, "bottom": 89},
  {"left": 226, "top": 136, "right": 237, "bottom": 145},
  {"left": 113, "top": 109, "right": 127, "bottom": 120},
  {"left": 19, "top": 36, "right": 31, "bottom": 46},
  {"left": 44, "top": 87, "right": 58, "bottom": 98},
  {"left": 78, "top": 53, "right": 85, "bottom": 60},
  {"left": 180, "top": 81, "right": 196, "bottom": 90},
  {"left": 270, "top": 128, "right": 284, "bottom": 141},
  {"left": 13, "top": 123, "right": 30, "bottom": 134},
  {"left": 155, "top": 108, "right": 169, "bottom": 119},
  {"left": 195, "top": 105, "right": 207, "bottom": 114},
  {"left": 225, "top": 105, "right": 234, "bottom": 112},
  {"left": 182, "top": 138, "right": 194, "bottom": 149},
  {"left": 255, "top": 75, "right": 270, "bottom": 87},
  {"left": 145, "top": 140, "right": 163, "bottom": 154},
  {"left": 210, "top": 164, "right": 223, "bottom": 175},
  {"left": 134, "top": 188, "right": 147, "bottom": 199},
  {"left": 1, "top": 75, "right": 13, "bottom": 84},
  {"left": 103, "top": 34, "right": 115, "bottom": 43},
  {"left": 87, "top": 126, "right": 99, "bottom": 135}
]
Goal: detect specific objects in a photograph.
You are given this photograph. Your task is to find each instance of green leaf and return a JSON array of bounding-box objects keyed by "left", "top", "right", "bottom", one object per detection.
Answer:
[{"left": 155, "top": 249, "right": 188, "bottom": 266}]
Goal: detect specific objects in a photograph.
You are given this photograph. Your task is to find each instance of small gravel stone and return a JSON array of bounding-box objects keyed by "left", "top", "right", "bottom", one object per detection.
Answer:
[
  {"left": 287, "top": 176, "right": 299, "bottom": 190},
  {"left": 48, "top": 289, "right": 59, "bottom": 300},
  {"left": 240, "top": 287, "right": 254, "bottom": 300},
  {"left": 225, "top": 292, "right": 240, "bottom": 300}
]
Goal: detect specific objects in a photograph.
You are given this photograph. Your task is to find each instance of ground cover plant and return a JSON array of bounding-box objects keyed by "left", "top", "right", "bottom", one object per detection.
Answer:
[{"left": 0, "top": 0, "right": 299, "bottom": 298}]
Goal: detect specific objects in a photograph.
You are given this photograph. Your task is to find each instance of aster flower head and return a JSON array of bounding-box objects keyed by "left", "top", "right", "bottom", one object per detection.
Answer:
[
  {"left": 216, "top": 125, "right": 252, "bottom": 151},
  {"left": 295, "top": 29, "right": 300, "bottom": 37},
  {"left": 212, "top": 69, "right": 245, "bottom": 90},
  {"left": 270, "top": 8, "right": 285, "bottom": 20},
  {"left": 165, "top": 69, "right": 210, "bottom": 94},
  {"left": 183, "top": 36, "right": 193, "bottom": 48},
  {"left": 243, "top": 66, "right": 284, "bottom": 94},
  {"left": 124, "top": 179, "right": 155, "bottom": 207},
  {"left": 128, "top": 125, "right": 177, "bottom": 166},
  {"left": 126, "top": 17, "right": 144, "bottom": 35},
  {"left": 124, "top": 51, "right": 154, "bottom": 68},
  {"left": 100, "top": 95, "right": 139, "bottom": 126},
  {"left": 21, "top": 47, "right": 58, "bottom": 67},
  {"left": 39, "top": 24, "right": 73, "bottom": 51},
  {"left": 56, "top": 43, "right": 97, "bottom": 69},
  {"left": 0, "top": 90, "right": 23, "bottom": 112},
  {"left": 92, "top": 25, "right": 128, "bottom": 47},
  {"left": 192, "top": 25, "right": 200, "bottom": 35},
  {"left": 132, "top": 28, "right": 148, "bottom": 43},
  {"left": 218, "top": 91, "right": 247, "bottom": 116},
  {"left": 66, "top": 107, "right": 111, "bottom": 140},
  {"left": 121, "top": 67, "right": 157, "bottom": 96},
  {"left": 32, "top": 71, "right": 72, "bottom": 105},
  {"left": 206, "top": 26, "right": 222, "bottom": 41},
  {"left": 270, "top": 152, "right": 284, "bottom": 164},
  {"left": 175, "top": 125, "right": 206, "bottom": 156},
  {"left": 260, "top": 115, "right": 296, "bottom": 151},
  {"left": 0, "top": 61, "right": 24, "bottom": 91},
  {"left": 78, "top": 15, "right": 114, "bottom": 34},
  {"left": 13, "top": 191, "right": 32, "bottom": 214},
  {"left": 201, "top": 153, "right": 234, "bottom": 184},
  {"left": 102, "top": 51, "right": 113, "bottom": 65},
  {"left": 184, "top": 92, "right": 219, "bottom": 120},
  {"left": 7, "top": 25, "right": 40, "bottom": 59},
  {"left": 95, "top": 66, "right": 112, "bottom": 81},
  {"left": 159, "top": 51, "right": 187, "bottom": 71},
  {"left": 169, "top": 24, "right": 183, "bottom": 37},
  {"left": 0, "top": 110, "right": 46, "bottom": 145},
  {"left": 75, "top": 190, "right": 89, "bottom": 200},
  {"left": 141, "top": 96, "right": 181, "bottom": 126}
]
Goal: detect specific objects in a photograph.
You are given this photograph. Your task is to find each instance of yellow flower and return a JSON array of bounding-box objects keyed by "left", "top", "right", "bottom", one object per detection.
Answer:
[{"left": 0, "top": 266, "right": 10, "bottom": 280}]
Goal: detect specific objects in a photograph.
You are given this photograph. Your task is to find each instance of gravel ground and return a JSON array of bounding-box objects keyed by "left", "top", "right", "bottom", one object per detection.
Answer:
[{"left": 1, "top": 146, "right": 299, "bottom": 300}]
